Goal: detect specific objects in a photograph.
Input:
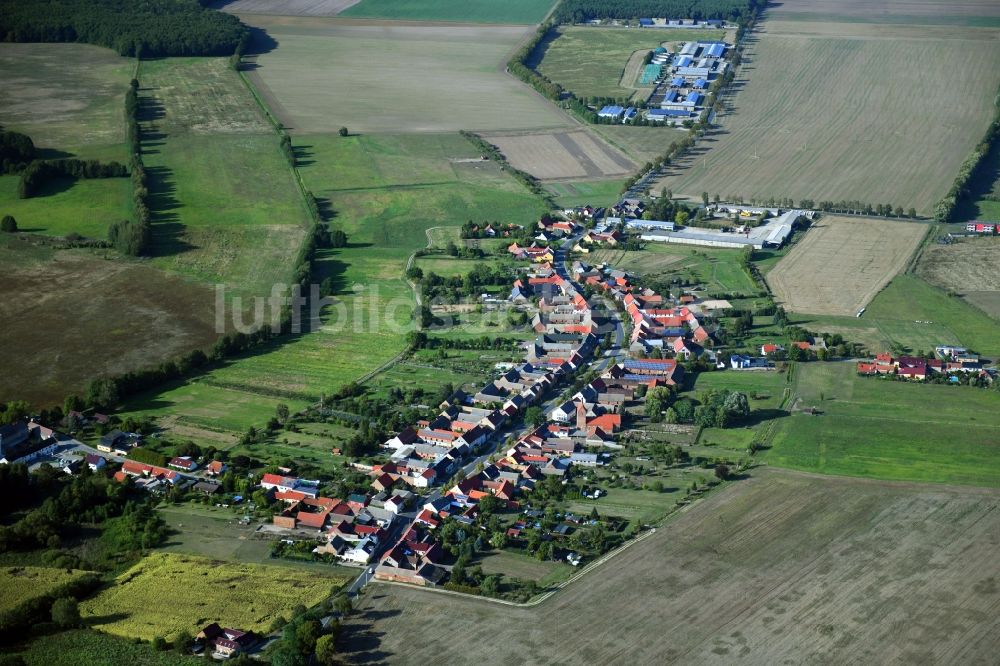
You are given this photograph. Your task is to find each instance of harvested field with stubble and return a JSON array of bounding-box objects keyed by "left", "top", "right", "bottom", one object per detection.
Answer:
[
  {"left": 917, "top": 236, "right": 1000, "bottom": 318},
  {"left": 241, "top": 16, "right": 570, "bottom": 133},
  {"left": 657, "top": 21, "right": 1000, "bottom": 214},
  {"left": 344, "top": 469, "right": 1000, "bottom": 665},
  {"left": 768, "top": 0, "right": 1000, "bottom": 26},
  {"left": 767, "top": 216, "right": 926, "bottom": 316},
  {"left": 483, "top": 128, "right": 634, "bottom": 181}
]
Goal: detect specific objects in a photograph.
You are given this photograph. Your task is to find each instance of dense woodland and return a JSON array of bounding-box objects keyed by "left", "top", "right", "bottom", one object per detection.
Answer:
[
  {"left": 553, "top": 0, "right": 762, "bottom": 23},
  {"left": 0, "top": 0, "right": 248, "bottom": 57}
]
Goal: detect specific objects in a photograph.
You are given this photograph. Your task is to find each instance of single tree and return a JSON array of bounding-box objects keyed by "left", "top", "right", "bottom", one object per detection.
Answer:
[
  {"left": 173, "top": 630, "right": 192, "bottom": 653},
  {"left": 276, "top": 403, "right": 290, "bottom": 423},
  {"left": 51, "top": 597, "right": 80, "bottom": 628},
  {"left": 152, "top": 636, "right": 168, "bottom": 651},
  {"left": 525, "top": 406, "right": 545, "bottom": 427},
  {"left": 1, "top": 215, "right": 17, "bottom": 233},
  {"left": 338, "top": 127, "right": 349, "bottom": 137},
  {"left": 315, "top": 634, "right": 338, "bottom": 666},
  {"left": 714, "top": 463, "right": 731, "bottom": 481}
]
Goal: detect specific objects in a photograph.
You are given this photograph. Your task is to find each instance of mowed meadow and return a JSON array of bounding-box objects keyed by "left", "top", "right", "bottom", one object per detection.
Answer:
[
  {"left": 240, "top": 15, "right": 571, "bottom": 133},
  {"left": 657, "top": 20, "right": 1000, "bottom": 214},
  {"left": 343, "top": 470, "right": 1000, "bottom": 664}
]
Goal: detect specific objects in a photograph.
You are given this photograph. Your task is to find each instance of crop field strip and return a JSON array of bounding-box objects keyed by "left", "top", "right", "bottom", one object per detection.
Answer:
[
  {"left": 240, "top": 15, "right": 571, "bottom": 133},
  {"left": 656, "top": 21, "right": 1000, "bottom": 215},
  {"left": 767, "top": 216, "right": 927, "bottom": 316},
  {"left": 344, "top": 469, "right": 1000, "bottom": 664},
  {"left": 213, "top": 0, "right": 362, "bottom": 16},
  {"left": 482, "top": 128, "right": 635, "bottom": 181},
  {"left": 338, "top": 0, "right": 557, "bottom": 24}
]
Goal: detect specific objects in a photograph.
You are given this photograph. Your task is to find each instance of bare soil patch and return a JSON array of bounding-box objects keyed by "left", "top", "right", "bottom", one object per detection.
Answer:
[
  {"left": 483, "top": 129, "right": 635, "bottom": 181},
  {"left": 767, "top": 216, "right": 927, "bottom": 316},
  {"left": 344, "top": 469, "right": 1000, "bottom": 664},
  {"left": 213, "top": 0, "right": 360, "bottom": 16}
]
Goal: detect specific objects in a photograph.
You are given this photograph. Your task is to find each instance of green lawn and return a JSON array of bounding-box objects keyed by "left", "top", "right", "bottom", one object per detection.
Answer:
[
  {"left": 767, "top": 362, "right": 1000, "bottom": 487},
  {"left": 340, "top": 0, "right": 555, "bottom": 24},
  {"left": 592, "top": 242, "right": 760, "bottom": 296},
  {"left": 863, "top": 274, "right": 1000, "bottom": 357},
  {"left": 547, "top": 179, "right": 625, "bottom": 208},
  {"left": 535, "top": 27, "right": 723, "bottom": 99},
  {"left": 0, "top": 174, "right": 131, "bottom": 239},
  {"left": 565, "top": 484, "right": 697, "bottom": 524}
]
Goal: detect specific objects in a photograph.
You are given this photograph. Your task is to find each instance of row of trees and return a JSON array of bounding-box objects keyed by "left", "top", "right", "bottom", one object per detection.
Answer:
[
  {"left": 459, "top": 131, "right": 553, "bottom": 205},
  {"left": 17, "top": 158, "right": 127, "bottom": 198},
  {"left": 0, "top": 0, "right": 248, "bottom": 57},
  {"left": 552, "top": 0, "right": 762, "bottom": 23},
  {"left": 109, "top": 79, "right": 151, "bottom": 256}
]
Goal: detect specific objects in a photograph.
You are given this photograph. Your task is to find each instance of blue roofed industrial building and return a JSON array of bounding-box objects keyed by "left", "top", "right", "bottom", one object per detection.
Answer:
[{"left": 597, "top": 105, "right": 625, "bottom": 119}]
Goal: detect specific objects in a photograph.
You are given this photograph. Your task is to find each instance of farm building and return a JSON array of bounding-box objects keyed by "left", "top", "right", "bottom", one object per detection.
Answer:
[
  {"left": 673, "top": 55, "right": 694, "bottom": 68},
  {"left": 966, "top": 222, "right": 996, "bottom": 234},
  {"left": 702, "top": 42, "right": 726, "bottom": 58},
  {"left": 640, "top": 212, "right": 800, "bottom": 250},
  {"left": 639, "top": 18, "right": 654, "bottom": 26},
  {"left": 675, "top": 66, "right": 711, "bottom": 78},
  {"left": 622, "top": 107, "right": 637, "bottom": 122},
  {"left": 640, "top": 64, "right": 663, "bottom": 85},
  {"left": 626, "top": 219, "right": 675, "bottom": 232},
  {"left": 679, "top": 42, "right": 698, "bottom": 56},
  {"left": 670, "top": 76, "right": 685, "bottom": 87},
  {"left": 692, "top": 78, "right": 708, "bottom": 89},
  {"left": 598, "top": 105, "right": 625, "bottom": 119},
  {"left": 647, "top": 108, "right": 691, "bottom": 122}
]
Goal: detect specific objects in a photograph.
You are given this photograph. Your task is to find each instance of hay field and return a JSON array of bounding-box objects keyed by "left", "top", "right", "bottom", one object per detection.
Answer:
[
  {"left": 0, "top": 43, "right": 131, "bottom": 157},
  {"left": 656, "top": 22, "right": 1000, "bottom": 214},
  {"left": 0, "top": 239, "right": 218, "bottom": 405},
  {"left": 81, "top": 552, "right": 345, "bottom": 641},
  {"left": 767, "top": 216, "right": 926, "bottom": 316},
  {"left": 214, "top": 0, "right": 360, "bottom": 16},
  {"left": 241, "top": 16, "right": 570, "bottom": 133},
  {"left": 591, "top": 124, "right": 690, "bottom": 163},
  {"left": 483, "top": 128, "right": 634, "bottom": 181},
  {"left": 344, "top": 469, "right": 1000, "bottom": 664},
  {"left": 535, "top": 27, "right": 723, "bottom": 99},
  {"left": 917, "top": 236, "right": 1000, "bottom": 318}
]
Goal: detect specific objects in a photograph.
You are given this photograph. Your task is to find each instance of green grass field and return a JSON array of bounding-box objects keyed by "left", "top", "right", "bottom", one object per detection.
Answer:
[
  {"left": 118, "top": 131, "right": 548, "bottom": 443},
  {"left": 0, "top": 43, "right": 131, "bottom": 156},
  {"left": 767, "top": 362, "right": 1000, "bottom": 486},
  {"left": 241, "top": 16, "right": 570, "bottom": 133},
  {"left": 12, "top": 630, "right": 203, "bottom": 666},
  {"left": 658, "top": 22, "right": 1000, "bottom": 214},
  {"left": 0, "top": 567, "right": 93, "bottom": 615},
  {"left": 341, "top": 0, "right": 554, "bottom": 23},
  {"left": 0, "top": 174, "right": 131, "bottom": 239},
  {"left": 535, "top": 27, "right": 723, "bottom": 100},
  {"left": 81, "top": 552, "right": 345, "bottom": 641},
  {"left": 546, "top": 179, "right": 625, "bottom": 208},
  {"left": 863, "top": 274, "right": 1000, "bottom": 357}
]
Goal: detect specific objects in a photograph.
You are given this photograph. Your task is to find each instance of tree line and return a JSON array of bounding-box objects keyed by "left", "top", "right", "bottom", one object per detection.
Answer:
[
  {"left": 17, "top": 158, "right": 127, "bottom": 198},
  {"left": 0, "top": 0, "right": 248, "bottom": 57},
  {"left": 108, "top": 79, "right": 151, "bottom": 256},
  {"left": 552, "top": 0, "right": 763, "bottom": 23}
]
